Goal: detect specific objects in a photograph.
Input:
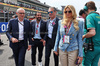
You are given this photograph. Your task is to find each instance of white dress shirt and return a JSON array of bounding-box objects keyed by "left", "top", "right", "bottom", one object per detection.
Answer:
[
  {"left": 48, "top": 18, "right": 56, "bottom": 38},
  {"left": 18, "top": 19, "right": 24, "bottom": 40}
]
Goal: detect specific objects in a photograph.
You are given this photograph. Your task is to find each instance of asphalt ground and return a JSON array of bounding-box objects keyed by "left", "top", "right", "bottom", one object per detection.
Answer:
[{"left": 0, "top": 34, "right": 100, "bottom": 66}]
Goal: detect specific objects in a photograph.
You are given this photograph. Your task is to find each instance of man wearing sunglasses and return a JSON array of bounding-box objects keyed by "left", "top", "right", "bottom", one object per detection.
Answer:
[
  {"left": 43, "top": 7, "right": 60, "bottom": 66},
  {"left": 30, "top": 12, "right": 46, "bottom": 66},
  {"left": 6, "top": 8, "right": 32, "bottom": 66}
]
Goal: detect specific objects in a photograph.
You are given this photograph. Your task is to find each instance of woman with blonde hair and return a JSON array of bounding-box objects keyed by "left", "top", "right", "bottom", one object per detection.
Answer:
[{"left": 53, "top": 5, "right": 84, "bottom": 66}]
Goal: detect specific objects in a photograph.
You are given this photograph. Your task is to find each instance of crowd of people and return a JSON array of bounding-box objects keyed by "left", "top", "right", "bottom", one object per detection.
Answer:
[
  {"left": 0, "top": 1, "right": 100, "bottom": 66},
  {"left": 0, "top": 0, "right": 48, "bottom": 12}
]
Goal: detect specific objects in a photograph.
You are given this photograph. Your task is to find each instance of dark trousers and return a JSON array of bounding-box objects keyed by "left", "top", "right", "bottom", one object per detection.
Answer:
[
  {"left": 12, "top": 41, "right": 26, "bottom": 66},
  {"left": 45, "top": 38, "right": 59, "bottom": 66},
  {"left": 31, "top": 39, "right": 44, "bottom": 65}
]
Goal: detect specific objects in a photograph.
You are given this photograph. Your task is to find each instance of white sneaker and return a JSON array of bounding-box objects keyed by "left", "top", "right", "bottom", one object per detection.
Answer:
[{"left": 38, "top": 62, "right": 42, "bottom": 66}]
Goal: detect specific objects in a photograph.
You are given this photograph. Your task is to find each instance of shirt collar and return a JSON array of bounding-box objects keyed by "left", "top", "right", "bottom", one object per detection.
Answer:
[
  {"left": 50, "top": 17, "right": 56, "bottom": 22},
  {"left": 36, "top": 20, "right": 41, "bottom": 24},
  {"left": 78, "top": 16, "right": 83, "bottom": 18},
  {"left": 89, "top": 11, "right": 96, "bottom": 14},
  {"left": 18, "top": 18, "right": 24, "bottom": 22}
]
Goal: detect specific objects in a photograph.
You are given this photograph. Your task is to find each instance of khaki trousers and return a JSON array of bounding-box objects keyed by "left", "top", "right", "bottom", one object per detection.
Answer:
[{"left": 59, "top": 49, "right": 78, "bottom": 66}]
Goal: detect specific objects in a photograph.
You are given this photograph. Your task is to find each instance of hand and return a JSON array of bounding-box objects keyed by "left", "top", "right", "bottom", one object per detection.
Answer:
[
  {"left": 11, "top": 38, "right": 19, "bottom": 43},
  {"left": 32, "top": 38, "right": 34, "bottom": 41},
  {"left": 77, "top": 56, "right": 83, "bottom": 64},
  {"left": 27, "top": 45, "right": 31, "bottom": 51},
  {"left": 40, "top": 39, "right": 44, "bottom": 42},
  {"left": 43, "top": 40, "right": 46, "bottom": 46},
  {"left": 82, "top": 35, "right": 85, "bottom": 40},
  {"left": 54, "top": 51, "right": 59, "bottom": 56}
]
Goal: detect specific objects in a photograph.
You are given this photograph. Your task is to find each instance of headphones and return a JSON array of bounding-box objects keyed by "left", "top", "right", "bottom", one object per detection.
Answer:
[{"left": 83, "top": 3, "right": 97, "bottom": 11}]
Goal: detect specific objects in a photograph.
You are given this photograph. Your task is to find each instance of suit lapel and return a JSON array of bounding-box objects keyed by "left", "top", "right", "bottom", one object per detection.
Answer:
[
  {"left": 52, "top": 17, "right": 58, "bottom": 32},
  {"left": 40, "top": 20, "right": 43, "bottom": 32},
  {"left": 23, "top": 19, "right": 26, "bottom": 33},
  {"left": 47, "top": 20, "right": 50, "bottom": 31},
  {"left": 15, "top": 18, "right": 19, "bottom": 33},
  {"left": 32, "top": 21, "right": 35, "bottom": 36}
]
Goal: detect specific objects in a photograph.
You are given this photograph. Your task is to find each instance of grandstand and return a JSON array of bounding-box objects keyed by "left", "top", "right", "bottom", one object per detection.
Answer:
[{"left": 0, "top": 0, "right": 62, "bottom": 22}]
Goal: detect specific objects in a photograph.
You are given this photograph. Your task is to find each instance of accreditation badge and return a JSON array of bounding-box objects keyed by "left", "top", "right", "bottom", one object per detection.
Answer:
[
  {"left": 63, "top": 35, "right": 70, "bottom": 43},
  {"left": 36, "top": 28, "right": 38, "bottom": 34}
]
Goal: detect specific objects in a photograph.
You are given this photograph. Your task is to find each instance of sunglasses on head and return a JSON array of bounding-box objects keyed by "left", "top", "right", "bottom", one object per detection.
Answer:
[
  {"left": 48, "top": 11, "right": 53, "bottom": 14},
  {"left": 64, "top": 11, "right": 72, "bottom": 13}
]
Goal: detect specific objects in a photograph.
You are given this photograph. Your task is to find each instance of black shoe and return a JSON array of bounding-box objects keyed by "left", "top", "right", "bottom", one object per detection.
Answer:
[
  {"left": 8, "top": 55, "right": 14, "bottom": 59},
  {"left": 0, "top": 41, "right": 3, "bottom": 46}
]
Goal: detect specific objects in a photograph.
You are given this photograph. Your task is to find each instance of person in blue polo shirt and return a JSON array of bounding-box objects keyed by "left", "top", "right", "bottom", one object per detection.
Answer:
[{"left": 82, "top": 1, "right": 100, "bottom": 66}]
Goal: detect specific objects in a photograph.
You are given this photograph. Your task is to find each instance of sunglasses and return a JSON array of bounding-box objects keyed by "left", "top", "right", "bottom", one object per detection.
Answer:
[
  {"left": 64, "top": 11, "right": 72, "bottom": 13},
  {"left": 18, "top": 13, "right": 25, "bottom": 14},
  {"left": 48, "top": 11, "right": 53, "bottom": 14}
]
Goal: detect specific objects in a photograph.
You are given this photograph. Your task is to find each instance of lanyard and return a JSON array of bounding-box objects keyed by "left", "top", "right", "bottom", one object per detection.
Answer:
[
  {"left": 18, "top": 21, "right": 24, "bottom": 26},
  {"left": 37, "top": 24, "right": 39, "bottom": 28},
  {"left": 65, "top": 22, "right": 72, "bottom": 35}
]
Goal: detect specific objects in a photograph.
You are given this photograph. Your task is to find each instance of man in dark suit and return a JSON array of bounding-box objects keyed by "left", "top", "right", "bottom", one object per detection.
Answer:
[
  {"left": 6, "top": 8, "right": 32, "bottom": 66},
  {"left": 8, "top": 14, "right": 18, "bottom": 59},
  {"left": 43, "top": 7, "right": 60, "bottom": 66},
  {"left": 30, "top": 12, "right": 46, "bottom": 66}
]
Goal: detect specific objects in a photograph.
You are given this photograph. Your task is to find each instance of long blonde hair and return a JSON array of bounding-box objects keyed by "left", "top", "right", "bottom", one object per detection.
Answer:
[{"left": 62, "top": 5, "right": 79, "bottom": 31}]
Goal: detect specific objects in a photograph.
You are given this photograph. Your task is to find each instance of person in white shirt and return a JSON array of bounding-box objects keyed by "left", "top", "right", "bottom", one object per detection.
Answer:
[{"left": 6, "top": 8, "right": 32, "bottom": 66}]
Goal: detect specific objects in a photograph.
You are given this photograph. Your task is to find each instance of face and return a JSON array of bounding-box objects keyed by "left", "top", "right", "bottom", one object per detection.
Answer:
[
  {"left": 83, "top": 13, "right": 87, "bottom": 19},
  {"left": 16, "top": 9, "right": 25, "bottom": 20},
  {"left": 64, "top": 8, "right": 72, "bottom": 18},
  {"left": 36, "top": 13, "right": 41, "bottom": 21},
  {"left": 48, "top": 8, "right": 56, "bottom": 19}
]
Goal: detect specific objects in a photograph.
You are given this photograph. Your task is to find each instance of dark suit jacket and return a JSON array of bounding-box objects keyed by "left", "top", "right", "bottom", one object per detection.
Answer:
[
  {"left": 44, "top": 17, "right": 59, "bottom": 47},
  {"left": 30, "top": 19, "right": 46, "bottom": 39},
  {"left": 6, "top": 18, "right": 32, "bottom": 49}
]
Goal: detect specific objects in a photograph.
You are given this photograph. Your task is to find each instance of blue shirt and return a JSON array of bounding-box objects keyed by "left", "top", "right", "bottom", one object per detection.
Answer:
[
  {"left": 48, "top": 18, "right": 56, "bottom": 38},
  {"left": 34, "top": 20, "right": 42, "bottom": 39}
]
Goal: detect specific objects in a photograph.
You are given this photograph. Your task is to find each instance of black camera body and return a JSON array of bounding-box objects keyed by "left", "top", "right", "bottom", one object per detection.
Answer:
[
  {"left": 88, "top": 42, "right": 94, "bottom": 51},
  {"left": 83, "top": 42, "right": 94, "bottom": 53},
  {"left": 83, "top": 43, "right": 88, "bottom": 53}
]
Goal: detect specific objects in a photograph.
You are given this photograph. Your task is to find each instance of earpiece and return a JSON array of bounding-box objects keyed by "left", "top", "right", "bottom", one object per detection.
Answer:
[{"left": 83, "top": 6, "right": 88, "bottom": 11}]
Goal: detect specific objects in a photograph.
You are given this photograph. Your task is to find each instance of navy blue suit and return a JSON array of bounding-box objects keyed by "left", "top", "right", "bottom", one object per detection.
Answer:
[
  {"left": 6, "top": 18, "right": 32, "bottom": 66},
  {"left": 30, "top": 20, "right": 46, "bottom": 65},
  {"left": 44, "top": 17, "right": 59, "bottom": 66}
]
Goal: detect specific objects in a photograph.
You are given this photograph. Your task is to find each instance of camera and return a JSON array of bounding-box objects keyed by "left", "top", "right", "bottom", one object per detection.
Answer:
[
  {"left": 88, "top": 43, "right": 94, "bottom": 51},
  {"left": 83, "top": 42, "right": 94, "bottom": 53},
  {"left": 83, "top": 43, "right": 88, "bottom": 53}
]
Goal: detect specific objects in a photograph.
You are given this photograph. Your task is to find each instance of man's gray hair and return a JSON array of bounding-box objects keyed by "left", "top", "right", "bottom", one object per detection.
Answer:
[
  {"left": 49, "top": 7, "right": 57, "bottom": 11},
  {"left": 16, "top": 8, "right": 25, "bottom": 13}
]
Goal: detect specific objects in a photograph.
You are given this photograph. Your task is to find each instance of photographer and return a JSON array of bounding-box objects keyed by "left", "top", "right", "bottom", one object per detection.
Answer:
[{"left": 82, "top": 1, "right": 100, "bottom": 66}]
